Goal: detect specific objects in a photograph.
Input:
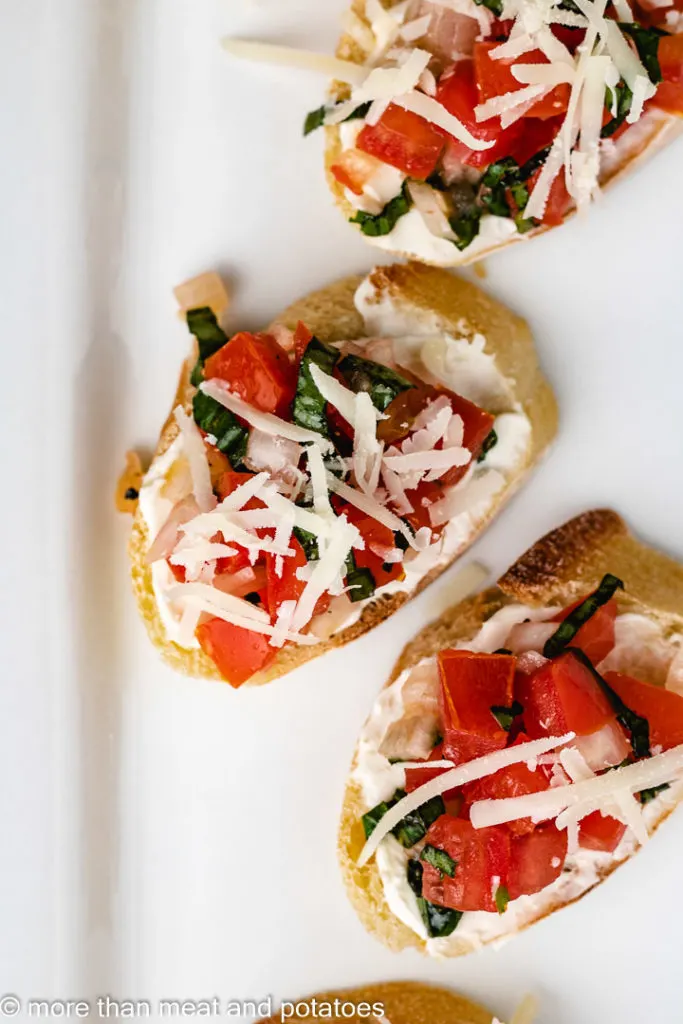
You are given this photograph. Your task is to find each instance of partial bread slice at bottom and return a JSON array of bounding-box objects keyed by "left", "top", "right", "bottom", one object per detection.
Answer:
[
  {"left": 257, "top": 981, "right": 496, "bottom": 1024},
  {"left": 339, "top": 509, "right": 683, "bottom": 955},
  {"left": 129, "top": 262, "right": 556, "bottom": 687}
]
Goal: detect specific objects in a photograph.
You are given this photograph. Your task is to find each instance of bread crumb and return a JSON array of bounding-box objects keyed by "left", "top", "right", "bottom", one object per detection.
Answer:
[
  {"left": 473, "top": 260, "right": 487, "bottom": 280},
  {"left": 116, "top": 450, "right": 145, "bottom": 513}
]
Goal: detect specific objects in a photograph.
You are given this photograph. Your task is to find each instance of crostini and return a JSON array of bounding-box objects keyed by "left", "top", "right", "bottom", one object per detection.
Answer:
[
  {"left": 257, "top": 982, "right": 537, "bottom": 1024},
  {"left": 340, "top": 509, "right": 683, "bottom": 955},
  {"left": 308, "top": 0, "right": 683, "bottom": 265},
  {"left": 129, "top": 262, "right": 556, "bottom": 688}
]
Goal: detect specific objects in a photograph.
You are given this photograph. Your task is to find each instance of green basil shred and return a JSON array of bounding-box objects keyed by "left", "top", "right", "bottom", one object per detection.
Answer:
[
  {"left": 566, "top": 648, "right": 651, "bottom": 759},
  {"left": 292, "top": 336, "right": 339, "bottom": 436},
  {"left": 491, "top": 700, "right": 523, "bottom": 732},
  {"left": 421, "top": 844, "right": 456, "bottom": 877},
  {"left": 619, "top": 23, "right": 666, "bottom": 83},
  {"left": 477, "top": 429, "right": 498, "bottom": 462},
  {"left": 361, "top": 789, "right": 445, "bottom": 848},
  {"left": 186, "top": 306, "right": 229, "bottom": 387},
  {"left": 303, "top": 100, "right": 372, "bottom": 137},
  {"left": 639, "top": 783, "right": 669, "bottom": 804},
  {"left": 192, "top": 390, "right": 248, "bottom": 468},
  {"left": 495, "top": 884, "right": 510, "bottom": 914},
  {"left": 346, "top": 563, "right": 376, "bottom": 604},
  {"left": 293, "top": 526, "right": 319, "bottom": 561},
  {"left": 338, "top": 353, "right": 414, "bottom": 412},
  {"left": 407, "top": 860, "right": 462, "bottom": 938},
  {"left": 602, "top": 81, "right": 633, "bottom": 138},
  {"left": 350, "top": 181, "right": 412, "bottom": 236},
  {"left": 474, "top": 0, "right": 503, "bottom": 16},
  {"left": 543, "top": 573, "right": 624, "bottom": 659}
]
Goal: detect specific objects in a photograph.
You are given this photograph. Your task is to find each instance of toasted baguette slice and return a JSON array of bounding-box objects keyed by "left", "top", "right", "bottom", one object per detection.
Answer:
[
  {"left": 339, "top": 509, "right": 683, "bottom": 955},
  {"left": 257, "top": 981, "right": 505, "bottom": 1024},
  {"left": 129, "top": 262, "right": 556, "bottom": 686},
  {"left": 326, "top": 1, "right": 683, "bottom": 267}
]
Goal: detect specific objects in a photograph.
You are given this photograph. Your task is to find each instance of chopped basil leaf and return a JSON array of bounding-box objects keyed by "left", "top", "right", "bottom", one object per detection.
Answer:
[
  {"left": 350, "top": 181, "right": 412, "bottom": 237},
  {"left": 639, "top": 783, "right": 669, "bottom": 804},
  {"left": 394, "top": 529, "right": 410, "bottom": 552},
  {"left": 186, "top": 307, "right": 230, "bottom": 386},
  {"left": 347, "top": 564, "right": 376, "bottom": 603},
  {"left": 481, "top": 186, "right": 511, "bottom": 219},
  {"left": 543, "top": 574, "right": 624, "bottom": 659},
  {"left": 619, "top": 23, "right": 665, "bottom": 83},
  {"left": 602, "top": 81, "right": 633, "bottom": 139},
  {"left": 292, "top": 336, "right": 339, "bottom": 436},
  {"left": 482, "top": 158, "right": 519, "bottom": 189},
  {"left": 495, "top": 884, "right": 510, "bottom": 914},
  {"left": 477, "top": 428, "right": 498, "bottom": 462},
  {"left": 566, "top": 648, "right": 651, "bottom": 758},
  {"left": 124, "top": 487, "right": 139, "bottom": 501},
  {"left": 192, "top": 391, "right": 248, "bottom": 467},
  {"left": 361, "top": 789, "right": 445, "bottom": 846},
  {"left": 450, "top": 207, "right": 482, "bottom": 251},
  {"left": 491, "top": 700, "right": 523, "bottom": 732},
  {"left": 474, "top": 0, "right": 503, "bottom": 15},
  {"left": 509, "top": 182, "right": 536, "bottom": 233},
  {"left": 421, "top": 844, "right": 457, "bottom": 877},
  {"left": 303, "top": 100, "right": 372, "bottom": 136},
  {"left": 293, "top": 526, "right": 319, "bottom": 561},
  {"left": 406, "top": 860, "right": 462, "bottom": 937},
  {"left": 338, "top": 353, "right": 414, "bottom": 413}
]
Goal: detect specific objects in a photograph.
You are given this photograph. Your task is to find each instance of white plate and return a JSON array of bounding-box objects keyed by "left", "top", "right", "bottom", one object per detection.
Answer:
[{"left": 3, "top": 1, "right": 683, "bottom": 1021}]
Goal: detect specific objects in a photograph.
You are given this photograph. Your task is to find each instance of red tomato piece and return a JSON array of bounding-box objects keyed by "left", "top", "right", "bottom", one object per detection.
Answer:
[
  {"left": 527, "top": 165, "right": 572, "bottom": 226},
  {"left": 357, "top": 103, "right": 445, "bottom": 179},
  {"left": 436, "top": 62, "right": 523, "bottom": 169},
  {"left": 329, "top": 148, "right": 383, "bottom": 195},
  {"left": 603, "top": 671, "right": 683, "bottom": 750},
  {"left": 341, "top": 504, "right": 405, "bottom": 589},
  {"left": 214, "top": 470, "right": 266, "bottom": 574},
  {"left": 552, "top": 596, "right": 618, "bottom": 664},
  {"left": 441, "top": 391, "right": 495, "bottom": 486},
  {"left": 195, "top": 618, "right": 277, "bottom": 688},
  {"left": 654, "top": 33, "right": 683, "bottom": 113},
  {"left": 439, "top": 651, "right": 516, "bottom": 764},
  {"left": 473, "top": 42, "right": 570, "bottom": 120},
  {"left": 402, "top": 478, "right": 446, "bottom": 534},
  {"left": 507, "top": 823, "right": 567, "bottom": 900},
  {"left": 293, "top": 321, "right": 313, "bottom": 362},
  {"left": 578, "top": 811, "right": 627, "bottom": 853},
  {"left": 463, "top": 761, "right": 550, "bottom": 835},
  {"left": 204, "top": 331, "right": 296, "bottom": 417},
  {"left": 517, "top": 651, "right": 615, "bottom": 738},
  {"left": 265, "top": 537, "right": 330, "bottom": 620},
  {"left": 508, "top": 115, "right": 563, "bottom": 167},
  {"left": 405, "top": 742, "right": 454, "bottom": 793},
  {"left": 422, "top": 816, "right": 511, "bottom": 912}
]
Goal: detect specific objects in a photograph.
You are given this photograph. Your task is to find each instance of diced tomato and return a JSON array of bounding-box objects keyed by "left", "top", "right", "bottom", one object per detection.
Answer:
[
  {"left": 204, "top": 331, "right": 296, "bottom": 417},
  {"left": 474, "top": 42, "right": 570, "bottom": 120},
  {"left": 463, "top": 761, "right": 550, "bottom": 835},
  {"left": 509, "top": 115, "right": 563, "bottom": 167},
  {"left": 340, "top": 504, "right": 405, "bottom": 589},
  {"left": 265, "top": 537, "right": 330, "bottom": 620},
  {"left": 293, "top": 321, "right": 313, "bottom": 362},
  {"left": 330, "top": 148, "right": 383, "bottom": 195},
  {"left": 422, "top": 816, "right": 511, "bottom": 912},
  {"left": 214, "top": 470, "right": 267, "bottom": 574},
  {"left": 552, "top": 596, "right": 618, "bottom": 665},
  {"left": 549, "top": 24, "right": 586, "bottom": 52},
  {"left": 195, "top": 618, "right": 277, "bottom": 688},
  {"left": 403, "top": 478, "right": 446, "bottom": 534},
  {"left": 441, "top": 392, "right": 495, "bottom": 486},
  {"left": 357, "top": 103, "right": 445, "bottom": 179},
  {"left": 527, "top": 165, "right": 572, "bottom": 226},
  {"left": 405, "top": 742, "right": 452, "bottom": 792},
  {"left": 507, "top": 823, "right": 567, "bottom": 900},
  {"left": 517, "top": 651, "right": 615, "bottom": 738},
  {"left": 578, "top": 811, "right": 627, "bottom": 853},
  {"left": 603, "top": 671, "right": 683, "bottom": 750},
  {"left": 377, "top": 382, "right": 435, "bottom": 446},
  {"left": 436, "top": 61, "right": 523, "bottom": 169},
  {"left": 439, "top": 651, "right": 516, "bottom": 764},
  {"left": 654, "top": 34, "right": 683, "bottom": 113}
]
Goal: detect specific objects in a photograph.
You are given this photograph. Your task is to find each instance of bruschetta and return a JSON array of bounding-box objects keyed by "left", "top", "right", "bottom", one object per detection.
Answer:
[
  {"left": 340, "top": 509, "right": 683, "bottom": 955},
  {"left": 128, "top": 262, "right": 556, "bottom": 688},
  {"left": 307, "top": 0, "right": 683, "bottom": 265},
  {"left": 257, "top": 981, "right": 538, "bottom": 1024}
]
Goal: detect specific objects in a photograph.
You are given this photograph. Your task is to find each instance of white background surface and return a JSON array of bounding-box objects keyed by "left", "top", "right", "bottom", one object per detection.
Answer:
[{"left": 3, "top": 1, "right": 683, "bottom": 1021}]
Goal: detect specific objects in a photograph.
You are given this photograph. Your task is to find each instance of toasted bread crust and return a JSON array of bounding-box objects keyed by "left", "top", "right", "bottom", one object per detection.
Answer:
[
  {"left": 326, "top": 1, "right": 683, "bottom": 266},
  {"left": 339, "top": 509, "right": 683, "bottom": 955},
  {"left": 258, "top": 981, "right": 494, "bottom": 1024},
  {"left": 129, "top": 263, "right": 556, "bottom": 686}
]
